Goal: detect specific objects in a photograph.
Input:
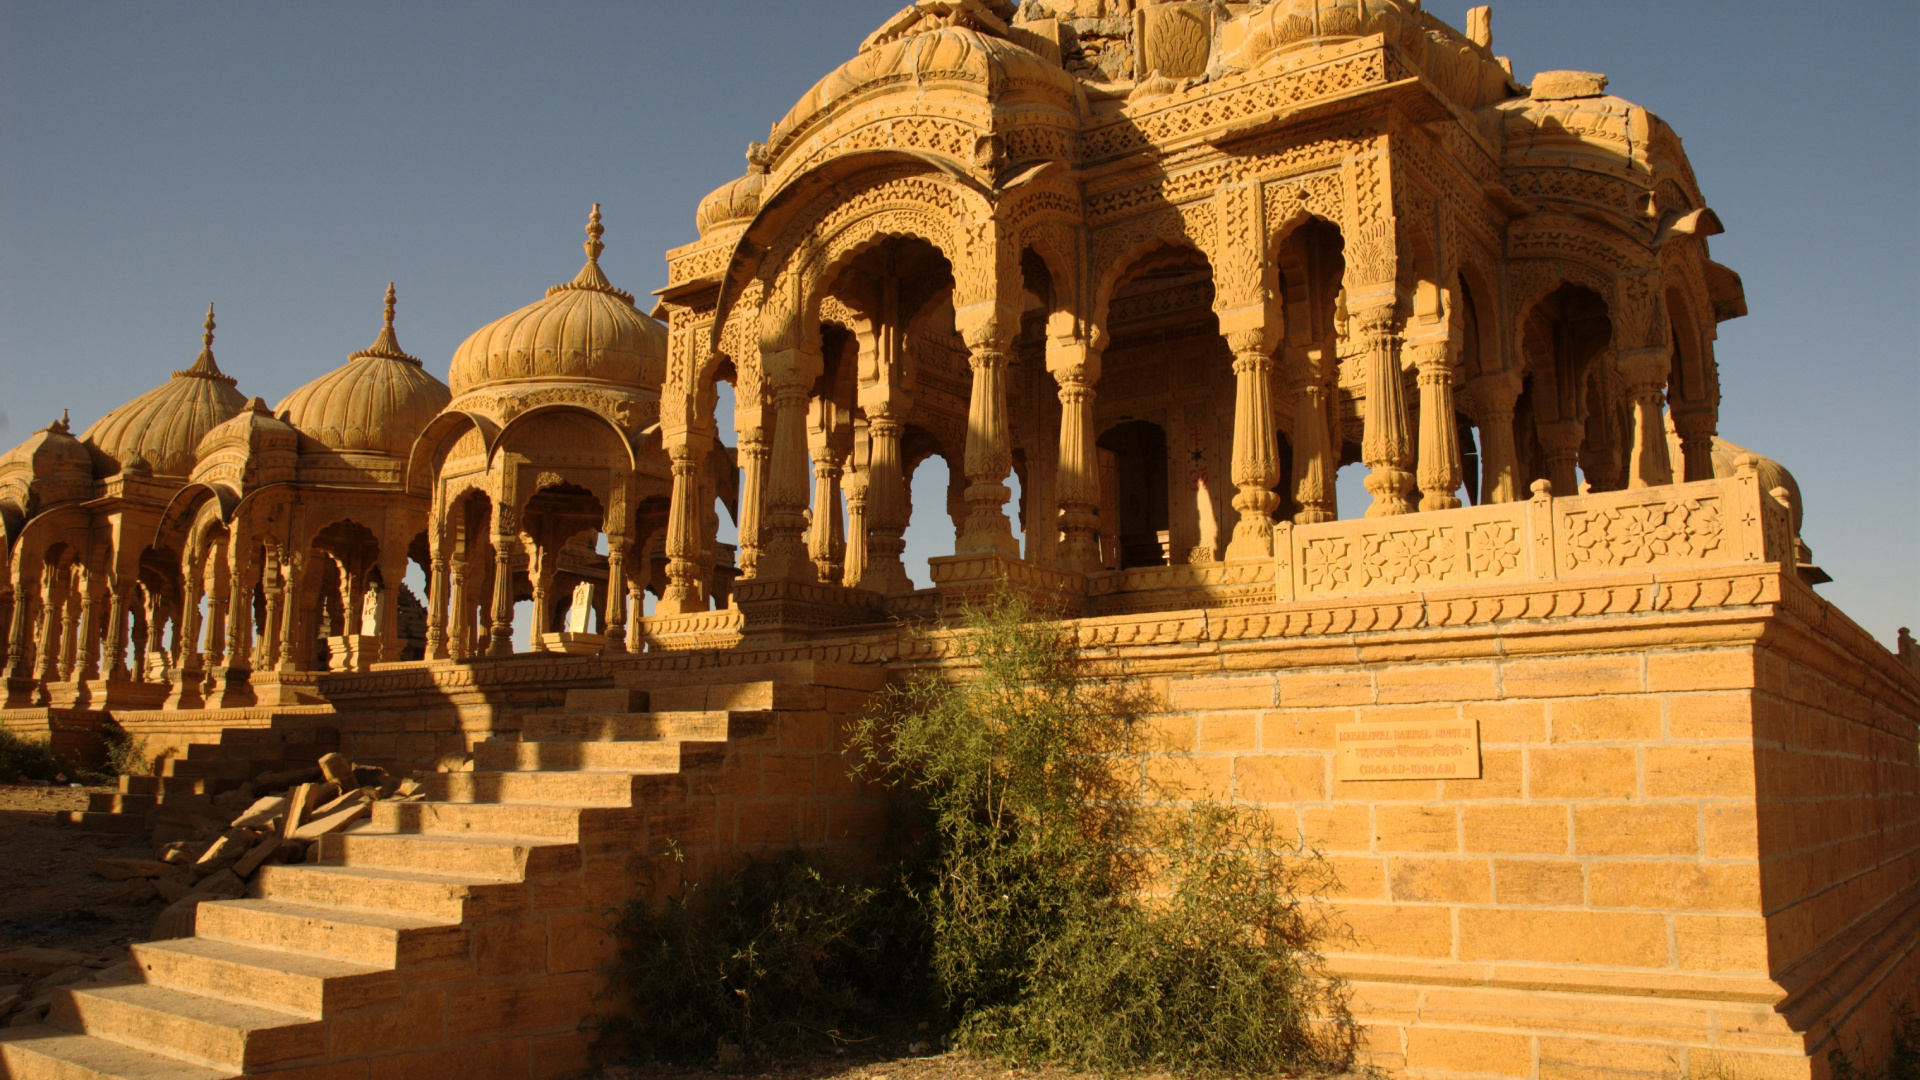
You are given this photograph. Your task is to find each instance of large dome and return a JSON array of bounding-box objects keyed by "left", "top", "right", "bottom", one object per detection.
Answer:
[
  {"left": 80, "top": 305, "right": 249, "bottom": 478},
  {"left": 447, "top": 206, "right": 666, "bottom": 398},
  {"left": 276, "top": 284, "right": 452, "bottom": 457}
]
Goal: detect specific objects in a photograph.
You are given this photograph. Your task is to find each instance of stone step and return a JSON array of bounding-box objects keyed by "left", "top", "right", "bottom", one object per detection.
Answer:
[
  {"left": 156, "top": 758, "right": 249, "bottom": 781},
  {"left": 319, "top": 830, "right": 579, "bottom": 880},
  {"left": 519, "top": 709, "right": 756, "bottom": 742},
  {"left": 130, "top": 937, "right": 400, "bottom": 1017},
  {"left": 88, "top": 792, "right": 215, "bottom": 815},
  {"left": 52, "top": 981, "right": 322, "bottom": 1072},
  {"left": 0, "top": 1026, "right": 234, "bottom": 1080},
  {"left": 57, "top": 811, "right": 151, "bottom": 835},
  {"left": 369, "top": 798, "right": 583, "bottom": 840},
  {"left": 120, "top": 776, "right": 215, "bottom": 797},
  {"left": 562, "top": 687, "right": 648, "bottom": 713},
  {"left": 473, "top": 738, "right": 721, "bottom": 774},
  {"left": 424, "top": 769, "right": 649, "bottom": 806},
  {"left": 253, "top": 863, "right": 525, "bottom": 922},
  {"left": 195, "top": 899, "right": 464, "bottom": 969},
  {"left": 646, "top": 679, "right": 824, "bottom": 713}
]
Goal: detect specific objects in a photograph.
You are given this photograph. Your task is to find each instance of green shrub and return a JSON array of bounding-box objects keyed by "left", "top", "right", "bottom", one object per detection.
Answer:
[
  {"left": 853, "top": 594, "right": 1351, "bottom": 1075},
  {"left": 1829, "top": 1004, "right": 1920, "bottom": 1080},
  {"left": 0, "top": 728, "right": 64, "bottom": 783},
  {"left": 102, "top": 726, "right": 150, "bottom": 778},
  {"left": 600, "top": 849, "right": 929, "bottom": 1067}
]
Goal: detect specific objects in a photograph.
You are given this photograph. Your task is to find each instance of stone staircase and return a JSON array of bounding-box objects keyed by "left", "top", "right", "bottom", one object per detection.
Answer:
[{"left": 0, "top": 666, "right": 877, "bottom": 1080}]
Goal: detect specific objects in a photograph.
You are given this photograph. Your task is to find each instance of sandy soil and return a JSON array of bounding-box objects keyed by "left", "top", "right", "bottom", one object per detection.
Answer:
[{"left": 0, "top": 784, "right": 158, "bottom": 955}]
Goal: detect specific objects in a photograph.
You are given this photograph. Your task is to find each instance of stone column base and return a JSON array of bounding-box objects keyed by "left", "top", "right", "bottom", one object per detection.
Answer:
[
  {"left": 733, "top": 578, "right": 886, "bottom": 645},
  {"left": 540, "top": 632, "right": 606, "bottom": 656},
  {"left": 326, "top": 635, "right": 380, "bottom": 672},
  {"left": 928, "top": 551, "right": 1086, "bottom": 620}
]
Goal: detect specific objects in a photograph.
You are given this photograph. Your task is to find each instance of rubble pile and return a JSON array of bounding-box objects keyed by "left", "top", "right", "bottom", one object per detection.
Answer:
[
  {"left": 87, "top": 752, "right": 425, "bottom": 943},
  {"left": 0, "top": 946, "right": 131, "bottom": 1029}
]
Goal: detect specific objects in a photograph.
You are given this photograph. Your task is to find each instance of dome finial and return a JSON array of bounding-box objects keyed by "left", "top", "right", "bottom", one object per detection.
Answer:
[
  {"left": 177, "top": 302, "right": 235, "bottom": 382},
  {"left": 585, "top": 203, "right": 605, "bottom": 265},
  {"left": 557, "top": 204, "right": 627, "bottom": 300},
  {"left": 353, "top": 282, "right": 421, "bottom": 365}
]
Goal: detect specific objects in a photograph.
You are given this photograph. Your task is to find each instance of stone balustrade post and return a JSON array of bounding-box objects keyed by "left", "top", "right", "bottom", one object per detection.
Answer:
[
  {"left": 1672, "top": 407, "right": 1717, "bottom": 484},
  {"left": 1458, "top": 373, "right": 1522, "bottom": 504},
  {"left": 1290, "top": 350, "right": 1338, "bottom": 523}
]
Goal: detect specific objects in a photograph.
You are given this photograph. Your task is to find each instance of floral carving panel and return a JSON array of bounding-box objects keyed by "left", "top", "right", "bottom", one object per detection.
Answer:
[
  {"left": 1557, "top": 497, "right": 1725, "bottom": 572},
  {"left": 1296, "top": 514, "right": 1525, "bottom": 596}
]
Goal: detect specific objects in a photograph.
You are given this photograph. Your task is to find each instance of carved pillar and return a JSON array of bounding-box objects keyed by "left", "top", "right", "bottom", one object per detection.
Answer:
[
  {"left": 1357, "top": 303, "right": 1416, "bottom": 516},
  {"left": 959, "top": 340, "right": 1018, "bottom": 556},
  {"left": 1225, "top": 330, "right": 1282, "bottom": 558},
  {"left": 660, "top": 442, "right": 708, "bottom": 614},
  {"left": 4, "top": 569, "right": 32, "bottom": 682},
  {"left": 1459, "top": 374, "right": 1521, "bottom": 503},
  {"left": 105, "top": 578, "right": 130, "bottom": 681},
  {"left": 1538, "top": 419, "right": 1585, "bottom": 497},
  {"left": 143, "top": 588, "right": 167, "bottom": 673},
  {"left": 1673, "top": 408, "right": 1717, "bottom": 484},
  {"left": 33, "top": 562, "right": 64, "bottom": 683},
  {"left": 842, "top": 467, "right": 869, "bottom": 590},
  {"left": 426, "top": 535, "right": 449, "bottom": 662},
  {"left": 859, "top": 413, "right": 911, "bottom": 593},
  {"left": 756, "top": 375, "right": 818, "bottom": 582},
  {"left": 528, "top": 539, "right": 553, "bottom": 649},
  {"left": 223, "top": 543, "right": 253, "bottom": 679},
  {"left": 258, "top": 545, "right": 283, "bottom": 671},
  {"left": 1052, "top": 352, "right": 1102, "bottom": 574},
  {"left": 75, "top": 568, "right": 100, "bottom": 682},
  {"left": 278, "top": 552, "right": 303, "bottom": 673},
  {"left": 203, "top": 544, "right": 228, "bottom": 674},
  {"left": 807, "top": 407, "right": 847, "bottom": 584},
  {"left": 1411, "top": 339, "right": 1463, "bottom": 511},
  {"left": 734, "top": 415, "right": 769, "bottom": 580},
  {"left": 57, "top": 566, "right": 81, "bottom": 681},
  {"left": 1617, "top": 346, "right": 1676, "bottom": 488},
  {"left": 1290, "top": 351, "right": 1338, "bottom": 524},
  {"left": 603, "top": 537, "right": 628, "bottom": 653},
  {"left": 487, "top": 503, "right": 516, "bottom": 657}
]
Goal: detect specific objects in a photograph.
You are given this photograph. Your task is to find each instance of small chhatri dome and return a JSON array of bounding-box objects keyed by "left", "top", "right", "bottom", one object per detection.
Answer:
[
  {"left": 696, "top": 145, "right": 770, "bottom": 237},
  {"left": 81, "top": 303, "right": 249, "bottom": 478},
  {"left": 447, "top": 205, "right": 667, "bottom": 398},
  {"left": 275, "top": 283, "right": 453, "bottom": 457}
]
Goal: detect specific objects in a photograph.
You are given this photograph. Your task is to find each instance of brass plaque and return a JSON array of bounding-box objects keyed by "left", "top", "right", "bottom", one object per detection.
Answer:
[{"left": 1334, "top": 719, "right": 1482, "bottom": 781}]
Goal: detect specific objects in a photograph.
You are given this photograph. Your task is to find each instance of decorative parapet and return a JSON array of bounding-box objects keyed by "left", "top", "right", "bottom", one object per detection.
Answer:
[
  {"left": 1275, "top": 465, "right": 1792, "bottom": 605},
  {"left": 631, "top": 607, "right": 744, "bottom": 653}
]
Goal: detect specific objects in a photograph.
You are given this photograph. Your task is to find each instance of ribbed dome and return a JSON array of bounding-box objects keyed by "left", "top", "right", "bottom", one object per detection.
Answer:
[
  {"left": 696, "top": 160, "right": 768, "bottom": 237},
  {"left": 81, "top": 305, "right": 249, "bottom": 478},
  {"left": 277, "top": 285, "right": 453, "bottom": 457},
  {"left": 448, "top": 206, "right": 666, "bottom": 398},
  {"left": 1240, "top": 0, "right": 1412, "bottom": 59},
  {"left": 767, "top": 18, "right": 1076, "bottom": 159},
  {"left": 0, "top": 414, "right": 95, "bottom": 511}
]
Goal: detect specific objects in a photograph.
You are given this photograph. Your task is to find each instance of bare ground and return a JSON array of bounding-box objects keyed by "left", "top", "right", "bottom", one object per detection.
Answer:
[{"left": 0, "top": 784, "right": 156, "bottom": 955}]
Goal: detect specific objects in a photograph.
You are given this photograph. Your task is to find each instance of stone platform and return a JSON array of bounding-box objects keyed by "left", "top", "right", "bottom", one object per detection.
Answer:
[{"left": 1, "top": 473, "right": 1914, "bottom": 1079}]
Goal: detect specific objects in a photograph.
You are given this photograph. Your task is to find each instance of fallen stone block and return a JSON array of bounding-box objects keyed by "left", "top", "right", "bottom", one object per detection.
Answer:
[
  {"left": 195, "top": 869, "right": 245, "bottom": 900},
  {"left": 232, "top": 834, "right": 289, "bottom": 878},
  {"left": 230, "top": 795, "right": 290, "bottom": 829},
  {"left": 318, "top": 751, "right": 356, "bottom": 787},
  {"left": 92, "top": 858, "right": 172, "bottom": 880},
  {"left": 191, "top": 834, "right": 247, "bottom": 877},
  {"left": 292, "top": 796, "right": 371, "bottom": 840},
  {"left": 252, "top": 764, "right": 321, "bottom": 790},
  {"left": 153, "top": 877, "right": 194, "bottom": 904},
  {"left": 0, "top": 947, "right": 89, "bottom": 976},
  {"left": 149, "top": 899, "right": 198, "bottom": 941}
]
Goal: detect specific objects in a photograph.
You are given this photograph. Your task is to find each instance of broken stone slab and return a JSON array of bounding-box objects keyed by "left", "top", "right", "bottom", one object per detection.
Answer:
[
  {"left": 1530, "top": 69, "right": 1608, "bottom": 100},
  {"left": 232, "top": 834, "right": 292, "bottom": 879},
  {"left": 308, "top": 788, "right": 369, "bottom": 819},
  {"left": 317, "top": 751, "right": 356, "bottom": 787},
  {"left": 195, "top": 869, "right": 245, "bottom": 901},
  {"left": 252, "top": 764, "right": 321, "bottom": 790},
  {"left": 148, "top": 899, "right": 197, "bottom": 941},
  {"left": 435, "top": 752, "right": 473, "bottom": 773},
  {"left": 291, "top": 796, "right": 371, "bottom": 840},
  {"left": 230, "top": 795, "right": 290, "bottom": 829},
  {"left": 0, "top": 947, "right": 88, "bottom": 976},
  {"left": 190, "top": 834, "right": 248, "bottom": 877},
  {"left": 109, "top": 878, "right": 160, "bottom": 906},
  {"left": 153, "top": 876, "right": 195, "bottom": 904},
  {"left": 92, "top": 858, "right": 172, "bottom": 880}
]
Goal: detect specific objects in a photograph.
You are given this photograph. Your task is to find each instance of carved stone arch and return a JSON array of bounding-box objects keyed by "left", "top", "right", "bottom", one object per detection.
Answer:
[
  {"left": 1089, "top": 207, "right": 1216, "bottom": 337},
  {"left": 490, "top": 404, "right": 638, "bottom": 474},
  {"left": 406, "top": 410, "right": 498, "bottom": 498},
  {"left": 1452, "top": 257, "right": 1504, "bottom": 377},
  {"left": 1509, "top": 258, "right": 1614, "bottom": 374}
]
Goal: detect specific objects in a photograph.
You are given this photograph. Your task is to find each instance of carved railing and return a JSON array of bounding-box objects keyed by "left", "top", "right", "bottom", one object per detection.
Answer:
[
  {"left": 1275, "top": 463, "right": 1793, "bottom": 604},
  {"left": 631, "top": 607, "right": 744, "bottom": 652}
]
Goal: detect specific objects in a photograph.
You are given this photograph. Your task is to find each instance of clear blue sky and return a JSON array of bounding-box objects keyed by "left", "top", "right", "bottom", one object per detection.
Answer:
[{"left": 2, "top": 1, "right": 1913, "bottom": 644}]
